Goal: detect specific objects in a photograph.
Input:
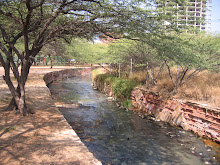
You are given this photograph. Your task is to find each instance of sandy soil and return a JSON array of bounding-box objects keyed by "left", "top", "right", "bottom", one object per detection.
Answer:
[{"left": 0, "top": 66, "right": 101, "bottom": 165}]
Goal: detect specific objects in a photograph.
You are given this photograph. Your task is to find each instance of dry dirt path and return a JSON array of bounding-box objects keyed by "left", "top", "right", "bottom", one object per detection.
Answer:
[{"left": 0, "top": 66, "right": 101, "bottom": 165}]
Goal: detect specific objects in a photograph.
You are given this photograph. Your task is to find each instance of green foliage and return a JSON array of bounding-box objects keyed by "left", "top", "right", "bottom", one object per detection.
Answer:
[
  {"left": 1, "top": 0, "right": 167, "bottom": 66},
  {"left": 92, "top": 68, "right": 103, "bottom": 83},
  {"left": 65, "top": 39, "right": 108, "bottom": 64},
  {"left": 190, "top": 35, "right": 220, "bottom": 72},
  {"left": 91, "top": 68, "right": 99, "bottom": 81},
  {"left": 90, "top": 43, "right": 109, "bottom": 63},
  {"left": 95, "top": 73, "right": 137, "bottom": 101},
  {"left": 140, "top": 33, "right": 220, "bottom": 72},
  {"left": 107, "top": 38, "right": 160, "bottom": 67},
  {"left": 95, "top": 73, "right": 115, "bottom": 87},
  {"left": 122, "top": 99, "right": 133, "bottom": 108},
  {"left": 111, "top": 78, "right": 137, "bottom": 100},
  {"left": 107, "top": 39, "right": 132, "bottom": 64}
]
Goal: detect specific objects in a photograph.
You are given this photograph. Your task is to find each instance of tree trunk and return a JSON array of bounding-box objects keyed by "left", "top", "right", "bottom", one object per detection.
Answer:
[
  {"left": 146, "top": 62, "right": 149, "bottom": 88},
  {"left": 5, "top": 98, "right": 17, "bottom": 112},
  {"left": 3, "top": 60, "right": 34, "bottom": 115},
  {"left": 48, "top": 54, "right": 53, "bottom": 69},
  {"left": 130, "top": 58, "right": 132, "bottom": 78},
  {"left": 4, "top": 83, "right": 34, "bottom": 116}
]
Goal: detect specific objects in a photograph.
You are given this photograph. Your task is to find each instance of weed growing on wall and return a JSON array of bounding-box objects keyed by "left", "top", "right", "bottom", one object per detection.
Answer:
[
  {"left": 122, "top": 99, "right": 133, "bottom": 108},
  {"left": 111, "top": 78, "right": 137, "bottom": 100},
  {"left": 93, "top": 69, "right": 137, "bottom": 102}
]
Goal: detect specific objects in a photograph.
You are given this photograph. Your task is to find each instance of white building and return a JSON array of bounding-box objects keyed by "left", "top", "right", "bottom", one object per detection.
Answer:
[{"left": 157, "top": 0, "right": 212, "bottom": 32}]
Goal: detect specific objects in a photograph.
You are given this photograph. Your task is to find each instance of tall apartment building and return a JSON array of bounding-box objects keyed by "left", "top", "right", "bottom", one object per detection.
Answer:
[{"left": 157, "top": 0, "right": 212, "bottom": 32}]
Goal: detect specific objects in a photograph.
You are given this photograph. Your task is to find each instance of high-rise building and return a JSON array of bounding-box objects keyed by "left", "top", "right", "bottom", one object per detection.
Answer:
[{"left": 157, "top": 0, "right": 212, "bottom": 32}]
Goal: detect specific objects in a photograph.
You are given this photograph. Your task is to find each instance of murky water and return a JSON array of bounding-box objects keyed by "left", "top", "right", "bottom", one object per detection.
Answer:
[{"left": 48, "top": 76, "right": 219, "bottom": 165}]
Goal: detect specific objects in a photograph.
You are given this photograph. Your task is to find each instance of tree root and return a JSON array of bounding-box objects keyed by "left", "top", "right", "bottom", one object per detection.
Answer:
[
  {"left": 4, "top": 98, "right": 17, "bottom": 111},
  {"left": 4, "top": 98, "right": 35, "bottom": 115}
]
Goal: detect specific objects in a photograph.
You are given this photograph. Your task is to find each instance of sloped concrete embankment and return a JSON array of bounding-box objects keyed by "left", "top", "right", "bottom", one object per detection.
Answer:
[
  {"left": 42, "top": 68, "right": 102, "bottom": 164},
  {"left": 93, "top": 80, "right": 220, "bottom": 142},
  {"left": 0, "top": 67, "right": 101, "bottom": 165}
]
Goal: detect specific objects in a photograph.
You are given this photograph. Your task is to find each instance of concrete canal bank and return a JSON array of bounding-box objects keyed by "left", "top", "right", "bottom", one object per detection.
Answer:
[
  {"left": 47, "top": 69, "right": 219, "bottom": 164},
  {"left": 1, "top": 66, "right": 217, "bottom": 164},
  {"left": 0, "top": 67, "right": 101, "bottom": 165},
  {"left": 43, "top": 67, "right": 92, "bottom": 84},
  {"left": 42, "top": 67, "right": 220, "bottom": 142},
  {"left": 42, "top": 67, "right": 220, "bottom": 162}
]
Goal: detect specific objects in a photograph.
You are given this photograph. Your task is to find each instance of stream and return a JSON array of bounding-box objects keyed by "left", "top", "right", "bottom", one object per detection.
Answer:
[{"left": 48, "top": 76, "right": 219, "bottom": 165}]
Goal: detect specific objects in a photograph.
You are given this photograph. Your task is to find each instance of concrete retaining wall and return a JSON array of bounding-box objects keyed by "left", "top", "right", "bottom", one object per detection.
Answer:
[
  {"left": 43, "top": 68, "right": 92, "bottom": 85},
  {"left": 93, "top": 79, "right": 220, "bottom": 142}
]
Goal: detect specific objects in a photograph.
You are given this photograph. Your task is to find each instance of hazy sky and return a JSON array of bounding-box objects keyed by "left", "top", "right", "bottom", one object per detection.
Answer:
[{"left": 211, "top": 0, "right": 220, "bottom": 33}]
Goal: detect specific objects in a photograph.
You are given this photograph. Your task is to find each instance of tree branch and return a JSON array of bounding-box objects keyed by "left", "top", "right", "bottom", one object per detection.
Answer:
[
  {"left": 0, "top": 52, "right": 6, "bottom": 69},
  {"left": 0, "top": 9, "right": 23, "bottom": 25},
  {"left": 0, "top": 24, "right": 9, "bottom": 43},
  {"left": 164, "top": 59, "right": 175, "bottom": 86},
  {"left": 33, "top": 1, "right": 67, "bottom": 47},
  {"left": 23, "top": 0, "right": 34, "bottom": 58},
  {"left": 0, "top": 41, "right": 11, "bottom": 58}
]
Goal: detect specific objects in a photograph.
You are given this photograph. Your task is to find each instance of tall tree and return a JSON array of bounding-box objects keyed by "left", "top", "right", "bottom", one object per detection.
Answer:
[
  {"left": 149, "top": 33, "right": 220, "bottom": 92},
  {"left": 0, "top": 0, "right": 162, "bottom": 115}
]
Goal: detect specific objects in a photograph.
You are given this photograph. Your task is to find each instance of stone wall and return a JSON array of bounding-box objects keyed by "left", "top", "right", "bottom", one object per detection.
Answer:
[
  {"left": 43, "top": 68, "right": 92, "bottom": 85},
  {"left": 131, "top": 87, "right": 220, "bottom": 142},
  {"left": 93, "top": 78, "right": 220, "bottom": 142}
]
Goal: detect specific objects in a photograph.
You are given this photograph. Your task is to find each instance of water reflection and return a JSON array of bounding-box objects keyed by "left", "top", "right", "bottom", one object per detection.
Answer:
[{"left": 48, "top": 76, "right": 219, "bottom": 165}]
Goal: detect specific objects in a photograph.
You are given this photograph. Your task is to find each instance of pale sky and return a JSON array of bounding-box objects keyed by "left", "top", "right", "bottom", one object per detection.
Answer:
[{"left": 211, "top": 0, "right": 220, "bottom": 34}]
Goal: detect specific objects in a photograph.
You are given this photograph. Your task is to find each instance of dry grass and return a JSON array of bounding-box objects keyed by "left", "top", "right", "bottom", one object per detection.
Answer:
[
  {"left": 124, "top": 68, "right": 220, "bottom": 108},
  {"left": 176, "top": 72, "right": 220, "bottom": 108}
]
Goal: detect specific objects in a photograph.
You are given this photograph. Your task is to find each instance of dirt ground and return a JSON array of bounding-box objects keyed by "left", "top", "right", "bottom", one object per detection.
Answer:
[{"left": 0, "top": 66, "right": 101, "bottom": 165}]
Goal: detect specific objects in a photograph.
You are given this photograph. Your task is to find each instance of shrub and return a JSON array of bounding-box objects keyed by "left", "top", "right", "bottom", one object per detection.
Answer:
[
  {"left": 93, "top": 71, "right": 137, "bottom": 101},
  {"left": 111, "top": 78, "right": 137, "bottom": 100}
]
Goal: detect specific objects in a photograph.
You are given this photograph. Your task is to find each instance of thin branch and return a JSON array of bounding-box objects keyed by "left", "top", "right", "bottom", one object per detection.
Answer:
[
  {"left": 0, "top": 52, "right": 6, "bottom": 69},
  {"left": 0, "top": 24, "right": 9, "bottom": 43},
  {"left": 164, "top": 59, "right": 175, "bottom": 85},
  {"left": 181, "top": 69, "right": 204, "bottom": 85},
  {"left": 0, "top": 24, "right": 23, "bottom": 60},
  {"left": 155, "top": 62, "right": 165, "bottom": 80},
  {"left": 179, "top": 67, "right": 188, "bottom": 86},
  {"left": 10, "top": 44, "right": 23, "bottom": 60},
  {"left": 0, "top": 9, "right": 23, "bottom": 25},
  {"left": 42, "top": 20, "right": 94, "bottom": 45},
  {"left": 148, "top": 69, "right": 157, "bottom": 85},
  {"left": 33, "top": 1, "right": 69, "bottom": 47},
  {"left": 0, "top": 42, "right": 11, "bottom": 58},
  {"left": 9, "top": 57, "right": 20, "bottom": 82},
  {"left": 11, "top": 32, "right": 24, "bottom": 44}
]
